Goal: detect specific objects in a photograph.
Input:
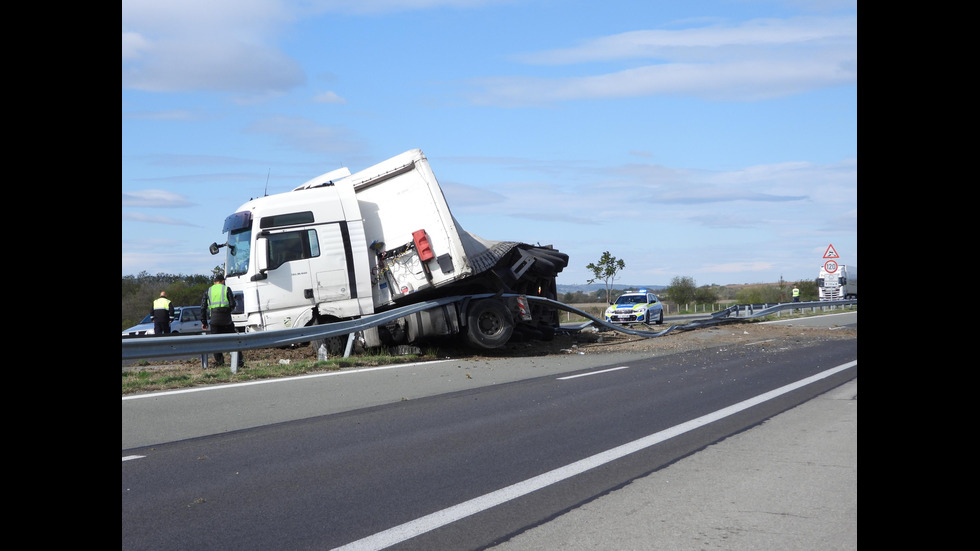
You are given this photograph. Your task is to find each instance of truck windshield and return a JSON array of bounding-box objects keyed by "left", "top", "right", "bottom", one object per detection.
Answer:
[
  {"left": 226, "top": 229, "right": 252, "bottom": 277},
  {"left": 221, "top": 211, "right": 252, "bottom": 277}
]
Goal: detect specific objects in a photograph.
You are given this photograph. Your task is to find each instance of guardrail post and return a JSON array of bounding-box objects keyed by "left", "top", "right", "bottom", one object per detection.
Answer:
[
  {"left": 344, "top": 333, "right": 355, "bottom": 358},
  {"left": 201, "top": 354, "right": 208, "bottom": 368},
  {"left": 230, "top": 351, "right": 240, "bottom": 374}
]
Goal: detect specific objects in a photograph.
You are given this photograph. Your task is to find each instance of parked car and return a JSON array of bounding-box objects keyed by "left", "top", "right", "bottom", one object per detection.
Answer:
[
  {"left": 604, "top": 290, "right": 664, "bottom": 326},
  {"left": 121, "top": 306, "right": 204, "bottom": 336}
]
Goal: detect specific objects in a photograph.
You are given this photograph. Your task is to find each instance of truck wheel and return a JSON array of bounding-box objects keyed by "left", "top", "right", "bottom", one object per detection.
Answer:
[
  {"left": 465, "top": 300, "right": 514, "bottom": 349},
  {"left": 310, "top": 319, "right": 347, "bottom": 357},
  {"left": 312, "top": 335, "right": 346, "bottom": 357}
]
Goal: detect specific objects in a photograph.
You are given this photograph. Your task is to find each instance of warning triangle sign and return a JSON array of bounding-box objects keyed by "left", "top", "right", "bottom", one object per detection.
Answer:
[{"left": 823, "top": 244, "right": 840, "bottom": 259}]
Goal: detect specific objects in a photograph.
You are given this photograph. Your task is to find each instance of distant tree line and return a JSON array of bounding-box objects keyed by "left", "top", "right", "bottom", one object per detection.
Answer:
[
  {"left": 560, "top": 276, "right": 818, "bottom": 308},
  {"left": 124, "top": 268, "right": 819, "bottom": 330},
  {"left": 576, "top": 251, "right": 817, "bottom": 312},
  {"left": 122, "top": 268, "right": 223, "bottom": 330},
  {"left": 729, "top": 278, "right": 818, "bottom": 304}
]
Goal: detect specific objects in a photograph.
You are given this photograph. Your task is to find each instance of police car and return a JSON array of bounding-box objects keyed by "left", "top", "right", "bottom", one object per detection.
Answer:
[{"left": 604, "top": 290, "right": 664, "bottom": 326}]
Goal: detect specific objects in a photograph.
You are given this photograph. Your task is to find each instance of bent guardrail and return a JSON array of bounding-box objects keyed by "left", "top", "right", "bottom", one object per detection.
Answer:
[
  {"left": 121, "top": 293, "right": 681, "bottom": 369},
  {"left": 122, "top": 294, "right": 485, "bottom": 363},
  {"left": 122, "top": 295, "right": 856, "bottom": 368}
]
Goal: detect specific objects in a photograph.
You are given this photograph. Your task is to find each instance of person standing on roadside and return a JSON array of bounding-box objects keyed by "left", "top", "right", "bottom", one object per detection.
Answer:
[
  {"left": 201, "top": 274, "right": 239, "bottom": 367},
  {"left": 151, "top": 291, "right": 174, "bottom": 335},
  {"left": 792, "top": 286, "right": 800, "bottom": 302}
]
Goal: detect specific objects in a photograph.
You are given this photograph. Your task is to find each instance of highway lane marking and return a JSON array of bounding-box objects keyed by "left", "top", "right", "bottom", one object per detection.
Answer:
[
  {"left": 121, "top": 361, "right": 451, "bottom": 461},
  {"left": 332, "top": 359, "right": 857, "bottom": 551},
  {"left": 557, "top": 366, "right": 629, "bottom": 380},
  {"left": 761, "top": 310, "right": 856, "bottom": 325},
  {"left": 121, "top": 359, "right": 453, "bottom": 401}
]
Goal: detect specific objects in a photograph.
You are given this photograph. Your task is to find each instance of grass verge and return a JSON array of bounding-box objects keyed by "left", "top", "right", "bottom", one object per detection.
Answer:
[{"left": 122, "top": 348, "right": 440, "bottom": 395}]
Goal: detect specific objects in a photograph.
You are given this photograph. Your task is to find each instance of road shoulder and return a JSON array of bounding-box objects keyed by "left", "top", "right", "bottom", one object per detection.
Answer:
[{"left": 488, "top": 379, "right": 857, "bottom": 550}]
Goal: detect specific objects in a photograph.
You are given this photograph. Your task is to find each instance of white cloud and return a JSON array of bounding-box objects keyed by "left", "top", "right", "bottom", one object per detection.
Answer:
[
  {"left": 313, "top": 91, "right": 347, "bottom": 104},
  {"left": 121, "top": 31, "right": 150, "bottom": 61},
  {"left": 122, "top": 212, "right": 200, "bottom": 227},
  {"left": 440, "top": 179, "right": 507, "bottom": 207},
  {"left": 301, "top": 0, "right": 516, "bottom": 16},
  {"left": 517, "top": 17, "right": 857, "bottom": 65},
  {"left": 122, "top": 109, "right": 198, "bottom": 121},
  {"left": 119, "top": 0, "right": 518, "bottom": 95},
  {"left": 699, "top": 261, "right": 778, "bottom": 274},
  {"left": 449, "top": 156, "right": 853, "bottom": 238},
  {"left": 122, "top": 189, "right": 195, "bottom": 208},
  {"left": 245, "top": 117, "right": 365, "bottom": 156},
  {"left": 471, "top": 16, "right": 856, "bottom": 106},
  {"left": 121, "top": 0, "right": 304, "bottom": 95}
]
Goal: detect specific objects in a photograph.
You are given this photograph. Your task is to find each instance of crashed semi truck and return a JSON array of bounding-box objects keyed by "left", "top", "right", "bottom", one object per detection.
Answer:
[{"left": 209, "top": 149, "right": 568, "bottom": 352}]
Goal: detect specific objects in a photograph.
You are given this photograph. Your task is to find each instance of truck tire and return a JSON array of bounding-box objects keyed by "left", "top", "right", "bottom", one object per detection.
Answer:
[
  {"left": 310, "top": 318, "right": 347, "bottom": 357},
  {"left": 465, "top": 299, "right": 514, "bottom": 349},
  {"left": 311, "top": 335, "right": 347, "bottom": 357}
]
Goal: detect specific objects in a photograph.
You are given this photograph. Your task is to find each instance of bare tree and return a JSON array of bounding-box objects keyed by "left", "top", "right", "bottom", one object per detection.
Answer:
[{"left": 586, "top": 251, "right": 626, "bottom": 304}]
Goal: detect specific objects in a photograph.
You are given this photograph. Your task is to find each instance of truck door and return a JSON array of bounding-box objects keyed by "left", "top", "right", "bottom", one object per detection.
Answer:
[
  {"left": 260, "top": 228, "right": 318, "bottom": 323},
  {"left": 256, "top": 222, "right": 355, "bottom": 327},
  {"left": 312, "top": 223, "right": 352, "bottom": 302}
]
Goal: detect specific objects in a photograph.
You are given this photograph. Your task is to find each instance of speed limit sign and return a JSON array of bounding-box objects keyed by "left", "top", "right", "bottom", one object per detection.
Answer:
[{"left": 824, "top": 260, "right": 838, "bottom": 273}]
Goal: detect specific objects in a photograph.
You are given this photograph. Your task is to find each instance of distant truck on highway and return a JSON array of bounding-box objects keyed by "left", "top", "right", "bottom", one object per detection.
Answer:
[
  {"left": 817, "top": 264, "right": 857, "bottom": 301},
  {"left": 209, "top": 149, "right": 568, "bottom": 352}
]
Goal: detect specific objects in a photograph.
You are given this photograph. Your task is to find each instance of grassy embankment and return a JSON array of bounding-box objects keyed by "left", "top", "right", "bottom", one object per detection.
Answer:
[{"left": 122, "top": 348, "right": 439, "bottom": 395}]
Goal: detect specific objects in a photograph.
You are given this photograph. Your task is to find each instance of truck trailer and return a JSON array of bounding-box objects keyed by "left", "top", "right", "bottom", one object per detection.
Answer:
[
  {"left": 209, "top": 149, "right": 568, "bottom": 352},
  {"left": 817, "top": 264, "right": 857, "bottom": 301}
]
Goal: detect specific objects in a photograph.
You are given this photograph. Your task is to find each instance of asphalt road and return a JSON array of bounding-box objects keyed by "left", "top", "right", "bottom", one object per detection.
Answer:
[
  {"left": 489, "top": 312, "right": 857, "bottom": 551},
  {"left": 487, "top": 378, "right": 857, "bottom": 550},
  {"left": 122, "top": 312, "right": 856, "bottom": 550}
]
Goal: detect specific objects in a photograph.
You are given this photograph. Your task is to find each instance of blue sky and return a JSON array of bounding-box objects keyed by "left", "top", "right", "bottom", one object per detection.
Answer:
[{"left": 122, "top": 0, "right": 857, "bottom": 287}]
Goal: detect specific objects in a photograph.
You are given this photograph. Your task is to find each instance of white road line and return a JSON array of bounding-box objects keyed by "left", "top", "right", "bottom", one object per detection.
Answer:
[
  {"left": 122, "top": 359, "right": 452, "bottom": 401},
  {"left": 122, "top": 455, "right": 145, "bottom": 462},
  {"left": 761, "top": 310, "right": 856, "bottom": 325},
  {"left": 557, "top": 366, "right": 629, "bottom": 380},
  {"left": 332, "top": 360, "right": 857, "bottom": 551}
]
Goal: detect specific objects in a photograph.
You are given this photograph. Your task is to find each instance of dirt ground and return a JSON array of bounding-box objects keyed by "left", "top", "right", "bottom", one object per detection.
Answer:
[
  {"left": 457, "top": 317, "right": 856, "bottom": 360},
  {"left": 148, "top": 316, "right": 855, "bottom": 370}
]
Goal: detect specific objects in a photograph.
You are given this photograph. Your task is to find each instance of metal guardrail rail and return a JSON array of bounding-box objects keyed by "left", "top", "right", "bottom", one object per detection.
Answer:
[
  {"left": 121, "top": 294, "right": 489, "bottom": 362},
  {"left": 665, "top": 298, "right": 857, "bottom": 332},
  {"left": 122, "top": 294, "right": 856, "bottom": 365},
  {"left": 713, "top": 299, "right": 857, "bottom": 319}
]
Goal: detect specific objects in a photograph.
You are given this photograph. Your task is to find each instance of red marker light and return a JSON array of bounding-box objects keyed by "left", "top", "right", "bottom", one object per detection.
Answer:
[{"left": 412, "top": 229, "right": 434, "bottom": 261}]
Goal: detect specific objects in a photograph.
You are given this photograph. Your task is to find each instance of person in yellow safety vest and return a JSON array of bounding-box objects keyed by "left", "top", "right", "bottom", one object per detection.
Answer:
[
  {"left": 201, "top": 274, "right": 241, "bottom": 367},
  {"left": 151, "top": 291, "right": 175, "bottom": 335},
  {"left": 792, "top": 286, "right": 800, "bottom": 302}
]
